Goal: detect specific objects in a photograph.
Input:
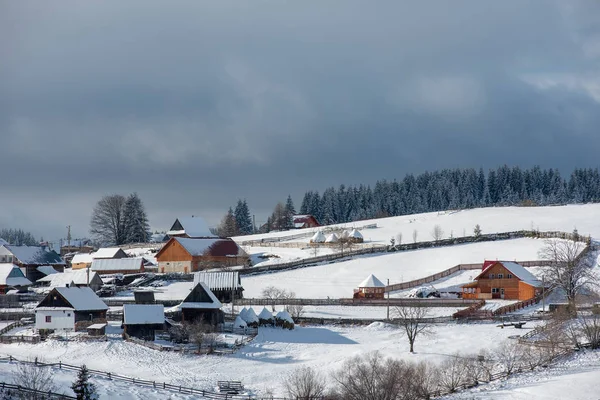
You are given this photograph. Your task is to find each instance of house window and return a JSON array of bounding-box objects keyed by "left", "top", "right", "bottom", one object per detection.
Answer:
[
  {"left": 507, "top": 274, "right": 513, "bottom": 279},
  {"left": 45, "top": 316, "right": 51, "bottom": 323},
  {"left": 489, "top": 274, "right": 495, "bottom": 279},
  {"left": 498, "top": 274, "right": 503, "bottom": 279},
  {"left": 491, "top": 288, "right": 498, "bottom": 294},
  {"left": 67, "top": 313, "right": 71, "bottom": 317}
]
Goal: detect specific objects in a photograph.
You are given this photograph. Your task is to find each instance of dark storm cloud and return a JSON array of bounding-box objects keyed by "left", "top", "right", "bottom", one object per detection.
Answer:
[{"left": 1, "top": 0, "right": 599, "bottom": 239}]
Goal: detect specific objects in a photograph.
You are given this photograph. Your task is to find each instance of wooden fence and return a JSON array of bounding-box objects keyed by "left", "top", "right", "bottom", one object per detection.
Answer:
[
  {"left": 0, "top": 382, "right": 76, "bottom": 399},
  {"left": 238, "top": 223, "right": 378, "bottom": 246},
  {"left": 235, "top": 297, "right": 481, "bottom": 307},
  {"left": 0, "top": 356, "right": 312, "bottom": 400}
]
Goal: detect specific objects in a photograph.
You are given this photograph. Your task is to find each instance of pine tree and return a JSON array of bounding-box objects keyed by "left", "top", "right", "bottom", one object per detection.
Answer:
[
  {"left": 234, "top": 199, "right": 253, "bottom": 235},
  {"left": 71, "top": 365, "right": 98, "bottom": 400},
  {"left": 270, "top": 202, "right": 288, "bottom": 231},
  {"left": 284, "top": 195, "right": 296, "bottom": 229},
  {"left": 123, "top": 193, "right": 151, "bottom": 243},
  {"left": 218, "top": 208, "right": 239, "bottom": 237}
]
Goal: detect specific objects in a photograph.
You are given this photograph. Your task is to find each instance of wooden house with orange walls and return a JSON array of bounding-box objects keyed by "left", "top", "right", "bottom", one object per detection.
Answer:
[{"left": 461, "top": 261, "right": 542, "bottom": 301}]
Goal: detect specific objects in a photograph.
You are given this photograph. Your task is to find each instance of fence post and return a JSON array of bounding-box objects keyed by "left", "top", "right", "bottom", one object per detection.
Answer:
[
  {"left": 108, "top": 372, "right": 111, "bottom": 380},
  {"left": 59, "top": 361, "right": 61, "bottom": 369}
]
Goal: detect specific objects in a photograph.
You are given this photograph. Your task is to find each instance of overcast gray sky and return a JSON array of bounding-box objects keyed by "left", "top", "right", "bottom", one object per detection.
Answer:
[{"left": 1, "top": 1, "right": 599, "bottom": 240}]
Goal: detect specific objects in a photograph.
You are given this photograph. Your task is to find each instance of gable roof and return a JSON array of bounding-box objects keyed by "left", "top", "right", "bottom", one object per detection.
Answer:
[
  {"left": 180, "top": 282, "right": 223, "bottom": 309},
  {"left": 477, "top": 261, "right": 542, "bottom": 287},
  {"left": 165, "top": 237, "right": 245, "bottom": 258},
  {"left": 91, "top": 258, "right": 143, "bottom": 272},
  {"left": 123, "top": 304, "right": 165, "bottom": 325},
  {"left": 167, "top": 217, "right": 216, "bottom": 238},
  {"left": 2, "top": 245, "right": 65, "bottom": 265},
  {"left": 193, "top": 271, "right": 242, "bottom": 290},
  {"left": 71, "top": 253, "right": 95, "bottom": 264},
  {"left": 38, "top": 269, "right": 103, "bottom": 287},
  {"left": 43, "top": 287, "right": 108, "bottom": 311},
  {"left": 0, "top": 238, "right": 8, "bottom": 246},
  {"left": 359, "top": 274, "right": 386, "bottom": 288},
  {"left": 36, "top": 266, "right": 59, "bottom": 276},
  {"left": 93, "top": 248, "right": 126, "bottom": 259},
  {"left": 0, "top": 263, "right": 32, "bottom": 286}
]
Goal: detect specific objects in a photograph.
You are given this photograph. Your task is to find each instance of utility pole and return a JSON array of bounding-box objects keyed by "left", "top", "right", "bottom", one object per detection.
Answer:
[
  {"left": 542, "top": 275, "right": 545, "bottom": 313},
  {"left": 66, "top": 225, "right": 72, "bottom": 249},
  {"left": 231, "top": 272, "right": 236, "bottom": 318},
  {"left": 252, "top": 215, "right": 256, "bottom": 234},
  {"left": 386, "top": 278, "right": 390, "bottom": 320},
  {"left": 86, "top": 265, "right": 90, "bottom": 286}
]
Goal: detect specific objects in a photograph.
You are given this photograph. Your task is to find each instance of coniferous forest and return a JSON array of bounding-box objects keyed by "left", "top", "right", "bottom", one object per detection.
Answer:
[{"left": 298, "top": 166, "right": 600, "bottom": 225}]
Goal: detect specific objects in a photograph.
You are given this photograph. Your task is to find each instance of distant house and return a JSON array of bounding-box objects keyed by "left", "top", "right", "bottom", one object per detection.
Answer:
[
  {"left": 70, "top": 253, "right": 95, "bottom": 270},
  {"left": 123, "top": 304, "right": 165, "bottom": 341},
  {"left": 37, "top": 269, "right": 104, "bottom": 292},
  {"left": 155, "top": 237, "right": 249, "bottom": 273},
  {"left": 0, "top": 263, "right": 32, "bottom": 294},
  {"left": 93, "top": 247, "right": 128, "bottom": 259},
  {"left": 59, "top": 238, "right": 94, "bottom": 257},
  {"left": 35, "top": 287, "right": 108, "bottom": 332},
  {"left": 461, "top": 261, "right": 543, "bottom": 301},
  {"left": 36, "top": 266, "right": 60, "bottom": 278},
  {"left": 292, "top": 215, "right": 320, "bottom": 229},
  {"left": 193, "top": 271, "right": 243, "bottom": 302},
  {"left": 167, "top": 216, "right": 216, "bottom": 239},
  {"left": 0, "top": 244, "right": 65, "bottom": 282},
  {"left": 178, "top": 282, "right": 224, "bottom": 325},
  {"left": 91, "top": 258, "right": 148, "bottom": 275},
  {"left": 353, "top": 274, "right": 386, "bottom": 300}
]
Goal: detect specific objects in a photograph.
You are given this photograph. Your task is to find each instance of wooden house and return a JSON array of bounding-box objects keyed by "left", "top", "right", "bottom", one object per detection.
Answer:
[
  {"left": 59, "top": 239, "right": 94, "bottom": 257},
  {"left": 178, "top": 282, "right": 224, "bottom": 325},
  {"left": 35, "top": 286, "right": 108, "bottom": 332},
  {"left": 93, "top": 247, "right": 128, "bottom": 259},
  {"left": 292, "top": 215, "right": 320, "bottom": 229},
  {"left": 90, "top": 258, "right": 146, "bottom": 275},
  {"left": 193, "top": 271, "right": 243, "bottom": 302},
  {"left": 353, "top": 274, "right": 386, "bottom": 299},
  {"left": 461, "top": 261, "right": 542, "bottom": 301},
  {"left": 155, "top": 237, "right": 249, "bottom": 273},
  {"left": 167, "top": 216, "right": 215, "bottom": 239},
  {"left": 123, "top": 304, "right": 165, "bottom": 341},
  {"left": 37, "top": 269, "right": 104, "bottom": 292},
  {"left": 0, "top": 244, "right": 65, "bottom": 282},
  {"left": 0, "top": 263, "right": 32, "bottom": 294},
  {"left": 70, "top": 253, "right": 95, "bottom": 270}
]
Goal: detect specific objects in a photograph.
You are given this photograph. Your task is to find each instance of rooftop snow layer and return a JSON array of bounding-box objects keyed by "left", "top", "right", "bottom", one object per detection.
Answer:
[
  {"left": 193, "top": 271, "right": 241, "bottom": 290},
  {"left": 123, "top": 304, "right": 165, "bottom": 325},
  {"left": 1, "top": 245, "right": 65, "bottom": 265},
  {"left": 480, "top": 261, "right": 543, "bottom": 287},
  {"left": 179, "top": 282, "right": 223, "bottom": 309},
  {"left": 91, "top": 258, "right": 143, "bottom": 272},
  {"left": 51, "top": 287, "right": 108, "bottom": 311},
  {"left": 359, "top": 274, "right": 386, "bottom": 288},
  {"left": 168, "top": 216, "right": 216, "bottom": 238},
  {"left": 0, "top": 263, "right": 32, "bottom": 286},
  {"left": 71, "top": 253, "right": 95, "bottom": 264},
  {"left": 93, "top": 248, "right": 123, "bottom": 259},
  {"left": 38, "top": 269, "right": 102, "bottom": 287},
  {"left": 36, "top": 266, "right": 59, "bottom": 276},
  {"left": 175, "top": 237, "right": 243, "bottom": 257}
]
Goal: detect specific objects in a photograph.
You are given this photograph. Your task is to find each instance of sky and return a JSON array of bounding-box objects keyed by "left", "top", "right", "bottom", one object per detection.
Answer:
[{"left": 1, "top": 1, "right": 600, "bottom": 241}]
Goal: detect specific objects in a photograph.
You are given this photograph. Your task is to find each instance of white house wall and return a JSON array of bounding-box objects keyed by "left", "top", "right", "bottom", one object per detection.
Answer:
[
  {"left": 158, "top": 261, "right": 192, "bottom": 273},
  {"left": 35, "top": 310, "right": 75, "bottom": 331}
]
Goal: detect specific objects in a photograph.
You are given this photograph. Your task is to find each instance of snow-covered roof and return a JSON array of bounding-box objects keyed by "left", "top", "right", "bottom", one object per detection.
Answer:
[
  {"left": 47, "top": 287, "right": 108, "bottom": 311},
  {"left": 180, "top": 282, "right": 223, "bottom": 309},
  {"left": 193, "top": 271, "right": 241, "bottom": 290},
  {"left": 174, "top": 237, "right": 244, "bottom": 257},
  {"left": 349, "top": 229, "right": 363, "bottom": 239},
  {"left": 479, "top": 261, "right": 542, "bottom": 287},
  {"left": 325, "top": 233, "right": 339, "bottom": 243},
  {"left": 87, "top": 323, "right": 107, "bottom": 330},
  {"left": 36, "top": 266, "right": 59, "bottom": 276},
  {"left": 243, "top": 307, "right": 259, "bottom": 324},
  {"left": 0, "top": 238, "right": 8, "bottom": 246},
  {"left": 123, "top": 304, "right": 165, "bottom": 325},
  {"left": 91, "top": 258, "right": 143, "bottom": 272},
  {"left": 71, "top": 253, "right": 95, "bottom": 264},
  {"left": 93, "top": 248, "right": 123, "bottom": 259},
  {"left": 310, "top": 231, "right": 326, "bottom": 243},
  {"left": 37, "top": 269, "right": 102, "bottom": 287},
  {"left": 359, "top": 274, "right": 386, "bottom": 288},
  {"left": 168, "top": 216, "right": 216, "bottom": 238},
  {"left": 258, "top": 307, "right": 273, "bottom": 320},
  {"left": 0, "top": 263, "right": 32, "bottom": 286},
  {"left": 233, "top": 316, "right": 247, "bottom": 328},
  {"left": 275, "top": 310, "right": 293, "bottom": 323},
  {"left": 1, "top": 245, "right": 65, "bottom": 265}
]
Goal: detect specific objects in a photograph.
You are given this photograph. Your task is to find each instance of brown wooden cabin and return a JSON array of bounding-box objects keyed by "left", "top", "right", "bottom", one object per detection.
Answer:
[
  {"left": 353, "top": 274, "right": 386, "bottom": 300},
  {"left": 155, "top": 237, "right": 249, "bottom": 274},
  {"left": 292, "top": 215, "right": 320, "bottom": 229},
  {"left": 122, "top": 304, "right": 165, "bottom": 341},
  {"left": 36, "top": 286, "right": 108, "bottom": 330},
  {"left": 461, "top": 261, "right": 542, "bottom": 301},
  {"left": 179, "top": 282, "right": 224, "bottom": 325}
]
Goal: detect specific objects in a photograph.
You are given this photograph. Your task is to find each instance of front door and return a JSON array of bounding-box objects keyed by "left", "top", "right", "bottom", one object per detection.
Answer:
[{"left": 501, "top": 288, "right": 505, "bottom": 299}]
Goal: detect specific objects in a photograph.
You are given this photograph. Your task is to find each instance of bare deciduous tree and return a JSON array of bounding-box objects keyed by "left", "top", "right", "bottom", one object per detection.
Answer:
[
  {"left": 520, "top": 344, "right": 547, "bottom": 371},
  {"left": 579, "top": 313, "right": 600, "bottom": 349},
  {"left": 431, "top": 225, "right": 444, "bottom": 242},
  {"left": 393, "top": 306, "right": 432, "bottom": 353},
  {"left": 261, "top": 286, "right": 295, "bottom": 311},
  {"left": 494, "top": 340, "right": 524, "bottom": 376},
  {"left": 539, "top": 239, "right": 596, "bottom": 307},
  {"left": 284, "top": 366, "right": 327, "bottom": 400},
  {"left": 12, "top": 359, "right": 56, "bottom": 396},
  {"left": 90, "top": 194, "right": 127, "bottom": 245},
  {"left": 286, "top": 304, "right": 305, "bottom": 319},
  {"left": 437, "top": 354, "right": 467, "bottom": 392}
]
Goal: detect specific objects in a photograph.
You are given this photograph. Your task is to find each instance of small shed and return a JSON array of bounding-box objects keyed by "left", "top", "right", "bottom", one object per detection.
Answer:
[
  {"left": 310, "top": 231, "right": 326, "bottom": 244},
  {"left": 193, "top": 271, "right": 243, "bottom": 302},
  {"left": 353, "top": 274, "right": 386, "bottom": 299},
  {"left": 87, "top": 323, "right": 107, "bottom": 337},
  {"left": 179, "top": 282, "right": 224, "bottom": 325},
  {"left": 134, "top": 291, "right": 156, "bottom": 304},
  {"left": 123, "top": 304, "right": 165, "bottom": 341}
]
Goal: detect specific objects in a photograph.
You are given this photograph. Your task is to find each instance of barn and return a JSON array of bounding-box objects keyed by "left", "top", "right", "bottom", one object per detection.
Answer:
[
  {"left": 292, "top": 215, "right": 320, "bottom": 229},
  {"left": 35, "top": 286, "right": 108, "bottom": 332},
  {"left": 353, "top": 274, "right": 386, "bottom": 299},
  {"left": 0, "top": 263, "right": 32, "bottom": 294},
  {"left": 0, "top": 244, "right": 65, "bottom": 282},
  {"left": 90, "top": 258, "right": 147, "bottom": 275},
  {"left": 37, "top": 269, "right": 104, "bottom": 292},
  {"left": 123, "top": 304, "right": 165, "bottom": 341},
  {"left": 155, "top": 237, "right": 249, "bottom": 273},
  {"left": 461, "top": 261, "right": 543, "bottom": 301},
  {"left": 193, "top": 271, "right": 243, "bottom": 302},
  {"left": 177, "top": 282, "right": 224, "bottom": 325}
]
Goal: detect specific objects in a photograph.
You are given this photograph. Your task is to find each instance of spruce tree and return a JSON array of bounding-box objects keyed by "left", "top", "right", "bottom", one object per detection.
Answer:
[
  {"left": 218, "top": 208, "right": 239, "bottom": 237},
  {"left": 284, "top": 195, "right": 296, "bottom": 229},
  {"left": 71, "top": 365, "right": 98, "bottom": 400},
  {"left": 234, "top": 199, "right": 253, "bottom": 235},
  {"left": 123, "top": 193, "right": 151, "bottom": 243}
]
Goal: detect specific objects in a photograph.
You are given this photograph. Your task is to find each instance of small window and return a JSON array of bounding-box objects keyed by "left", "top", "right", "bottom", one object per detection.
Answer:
[
  {"left": 498, "top": 274, "right": 503, "bottom": 279},
  {"left": 45, "top": 316, "right": 51, "bottom": 323},
  {"left": 507, "top": 274, "right": 513, "bottom": 279},
  {"left": 489, "top": 274, "right": 495, "bottom": 279},
  {"left": 491, "top": 288, "right": 498, "bottom": 293},
  {"left": 67, "top": 313, "right": 71, "bottom": 317}
]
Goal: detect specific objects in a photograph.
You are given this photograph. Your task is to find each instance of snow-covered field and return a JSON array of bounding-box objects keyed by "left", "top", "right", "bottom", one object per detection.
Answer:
[
  {"left": 0, "top": 321, "right": 542, "bottom": 397},
  {"left": 234, "top": 204, "right": 600, "bottom": 246},
  {"left": 242, "top": 238, "right": 549, "bottom": 298}
]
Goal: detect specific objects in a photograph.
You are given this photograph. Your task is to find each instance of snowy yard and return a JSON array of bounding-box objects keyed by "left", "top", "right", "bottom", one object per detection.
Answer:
[
  {"left": 0, "top": 321, "right": 542, "bottom": 397},
  {"left": 242, "top": 238, "right": 549, "bottom": 299}
]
